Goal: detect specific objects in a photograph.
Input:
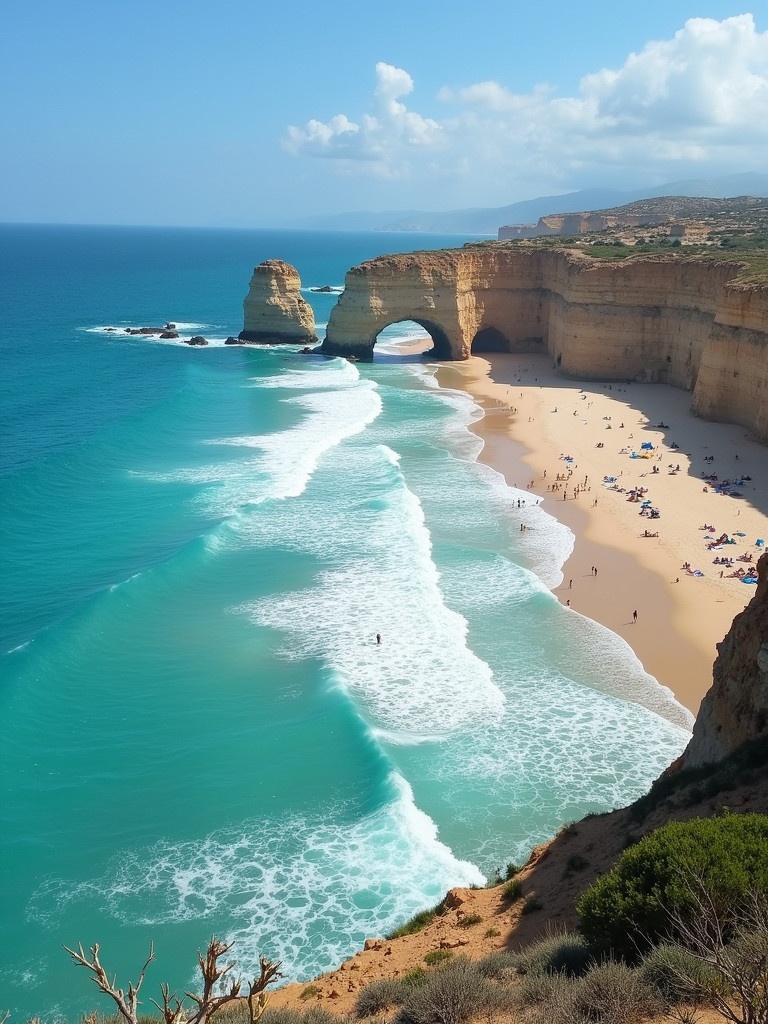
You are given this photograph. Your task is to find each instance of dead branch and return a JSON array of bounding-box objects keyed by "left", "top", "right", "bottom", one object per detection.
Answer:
[
  {"left": 666, "top": 879, "right": 768, "bottom": 1024},
  {"left": 246, "top": 956, "right": 283, "bottom": 1024},
  {"left": 63, "top": 941, "right": 155, "bottom": 1024},
  {"left": 66, "top": 936, "right": 281, "bottom": 1024},
  {"left": 150, "top": 982, "right": 188, "bottom": 1024}
]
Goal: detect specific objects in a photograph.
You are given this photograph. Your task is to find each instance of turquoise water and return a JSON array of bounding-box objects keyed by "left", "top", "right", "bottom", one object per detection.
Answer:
[{"left": 0, "top": 225, "right": 692, "bottom": 1020}]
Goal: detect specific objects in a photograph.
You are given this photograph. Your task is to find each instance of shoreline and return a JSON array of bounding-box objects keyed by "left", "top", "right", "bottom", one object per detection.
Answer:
[{"left": 437, "top": 352, "right": 768, "bottom": 716}]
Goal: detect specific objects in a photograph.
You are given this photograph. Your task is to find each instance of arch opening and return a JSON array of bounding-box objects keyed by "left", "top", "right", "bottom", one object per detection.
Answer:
[{"left": 373, "top": 318, "right": 454, "bottom": 360}]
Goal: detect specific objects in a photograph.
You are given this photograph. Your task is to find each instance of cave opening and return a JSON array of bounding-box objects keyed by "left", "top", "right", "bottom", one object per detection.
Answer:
[{"left": 471, "top": 327, "right": 511, "bottom": 353}]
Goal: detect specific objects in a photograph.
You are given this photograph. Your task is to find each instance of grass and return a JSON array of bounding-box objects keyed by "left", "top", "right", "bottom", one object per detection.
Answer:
[
  {"left": 521, "top": 895, "right": 543, "bottom": 915},
  {"left": 502, "top": 879, "right": 523, "bottom": 901},
  {"left": 386, "top": 899, "right": 447, "bottom": 939},
  {"left": 456, "top": 913, "right": 482, "bottom": 929},
  {"left": 423, "top": 949, "right": 454, "bottom": 966},
  {"left": 629, "top": 733, "right": 768, "bottom": 823},
  {"left": 299, "top": 985, "right": 321, "bottom": 1002}
]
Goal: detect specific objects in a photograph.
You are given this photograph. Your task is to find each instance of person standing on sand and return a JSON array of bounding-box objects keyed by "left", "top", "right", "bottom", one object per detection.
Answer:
[{"left": 633, "top": 610, "right": 638, "bottom": 623}]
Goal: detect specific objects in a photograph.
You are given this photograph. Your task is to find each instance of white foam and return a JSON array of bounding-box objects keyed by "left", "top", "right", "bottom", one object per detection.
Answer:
[
  {"left": 136, "top": 379, "right": 382, "bottom": 514},
  {"left": 28, "top": 773, "right": 483, "bottom": 984},
  {"left": 238, "top": 443, "right": 506, "bottom": 737},
  {"left": 249, "top": 358, "right": 360, "bottom": 390}
]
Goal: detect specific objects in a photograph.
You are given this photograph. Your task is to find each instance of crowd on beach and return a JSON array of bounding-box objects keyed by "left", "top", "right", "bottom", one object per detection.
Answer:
[{"left": 491, "top": 364, "right": 766, "bottom": 601}]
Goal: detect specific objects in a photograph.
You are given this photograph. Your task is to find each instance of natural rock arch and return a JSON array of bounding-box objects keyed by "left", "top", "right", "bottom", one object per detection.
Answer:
[
  {"left": 279, "top": 244, "right": 768, "bottom": 442},
  {"left": 372, "top": 317, "right": 454, "bottom": 359}
]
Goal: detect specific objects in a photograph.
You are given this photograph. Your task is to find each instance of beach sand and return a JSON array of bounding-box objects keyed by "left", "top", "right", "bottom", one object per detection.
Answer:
[{"left": 438, "top": 352, "right": 768, "bottom": 716}]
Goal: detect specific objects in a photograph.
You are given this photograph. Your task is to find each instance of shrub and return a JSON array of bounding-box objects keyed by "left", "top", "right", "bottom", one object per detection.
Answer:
[
  {"left": 564, "top": 853, "right": 589, "bottom": 874},
  {"left": 422, "top": 949, "right": 453, "bottom": 966},
  {"left": 502, "top": 879, "right": 523, "bottom": 901},
  {"left": 300, "top": 1011, "right": 339, "bottom": 1024},
  {"left": 565, "top": 961, "right": 660, "bottom": 1023},
  {"left": 512, "top": 931, "right": 593, "bottom": 978},
  {"left": 521, "top": 895, "right": 543, "bottom": 915},
  {"left": 401, "top": 969, "right": 426, "bottom": 988},
  {"left": 355, "top": 978, "right": 409, "bottom": 1018},
  {"left": 456, "top": 913, "right": 482, "bottom": 929},
  {"left": 261, "top": 1010, "right": 305, "bottom": 1024},
  {"left": 299, "top": 985, "right": 321, "bottom": 1002},
  {"left": 516, "top": 971, "right": 571, "bottom": 1009},
  {"left": 386, "top": 899, "right": 447, "bottom": 939},
  {"left": 482, "top": 927, "right": 500, "bottom": 940},
  {"left": 475, "top": 950, "right": 517, "bottom": 979},
  {"left": 396, "top": 958, "right": 492, "bottom": 1024},
  {"left": 637, "top": 942, "right": 716, "bottom": 1008},
  {"left": 577, "top": 814, "right": 768, "bottom": 959}
]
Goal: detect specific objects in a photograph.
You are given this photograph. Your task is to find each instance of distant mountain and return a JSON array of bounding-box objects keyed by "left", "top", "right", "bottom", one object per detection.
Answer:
[{"left": 290, "top": 173, "right": 768, "bottom": 236}]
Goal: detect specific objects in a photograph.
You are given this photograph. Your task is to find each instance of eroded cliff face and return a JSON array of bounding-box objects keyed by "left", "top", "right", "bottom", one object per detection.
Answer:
[
  {"left": 239, "top": 260, "right": 317, "bottom": 344},
  {"left": 680, "top": 552, "right": 768, "bottom": 768},
  {"left": 320, "top": 247, "right": 768, "bottom": 442}
]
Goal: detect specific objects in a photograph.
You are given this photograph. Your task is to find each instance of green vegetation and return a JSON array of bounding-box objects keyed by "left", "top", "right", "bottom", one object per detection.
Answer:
[
  {"left": 577, "top": 814, "right": 768, "bottom": 959},
  {"left": 385, "top": 899, "right": 447, "bottom": 940},
  {"left": 564, "top": 852, "right": 589, "bottom": 875},
  {"left": 456, "top": 913, "right": 482, "bottom": 929},
  {"left": 298, "top": 986, "right": 321, "bottom": 1002},
  {"left": 501, "top": 878, "right": 523, "bottom": 901},
  {"left": 637, "top": 942, "right": 718, "bottom": 1008},
  {"left": 511, "top": 931, "right": 592, "bottom": 978},
  {"left": 396, "top": 957, "right": 494, "bottom": 1024},
  {"left": 521, "top": 894, "right": 543, "bottom": 915},
  {"left": 629, "top": 733, "right": 768, "bottom": 823},
  {"left": 422, "top": 949, "right": 454, "bottom": 967},
  {"left": 354, "top": 977, "right": 410, "bottom": 1018}
]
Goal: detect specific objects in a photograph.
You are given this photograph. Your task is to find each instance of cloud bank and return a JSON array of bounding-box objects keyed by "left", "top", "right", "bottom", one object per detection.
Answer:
[{"left": 282, "top": 15, "right": 768, "bottom": 197}]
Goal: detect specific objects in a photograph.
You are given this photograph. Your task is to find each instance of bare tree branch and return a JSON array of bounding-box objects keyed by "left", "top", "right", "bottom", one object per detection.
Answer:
[
  {"left": 63, "top": 941, "right": 155, "bottom": 1024},
  {"left": 66, "top": 936, "right": 281, "bottom": 1024}
]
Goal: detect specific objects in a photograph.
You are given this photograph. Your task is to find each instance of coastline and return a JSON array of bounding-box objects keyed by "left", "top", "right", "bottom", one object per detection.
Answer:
[{"left": 437, "top": 352, "right": 768, "bottom": 716}]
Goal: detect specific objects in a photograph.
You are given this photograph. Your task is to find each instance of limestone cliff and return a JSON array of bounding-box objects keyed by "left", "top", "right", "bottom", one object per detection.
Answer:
[
  {"left": 320, "top": 247, "right": 768, "bottom": 443},
  {"left": 679, "top": 552, "right": 768, "bottom": 768},
  {"left": 239, "top": 260, "right": 317, "bottom": 345}
]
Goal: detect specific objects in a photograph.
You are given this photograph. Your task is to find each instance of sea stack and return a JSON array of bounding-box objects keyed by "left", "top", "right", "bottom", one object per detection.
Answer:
[{"left": 239, "top": 259, "right": 317, "bottom": 345}]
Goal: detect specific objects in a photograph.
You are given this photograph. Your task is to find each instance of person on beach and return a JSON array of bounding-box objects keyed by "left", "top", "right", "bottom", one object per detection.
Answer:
[
  {"left": 633, "top": 610, "right": 638, "bottom": 623},
  {"left": 376, "top": 633, "right": 381, "bottom": 645}
]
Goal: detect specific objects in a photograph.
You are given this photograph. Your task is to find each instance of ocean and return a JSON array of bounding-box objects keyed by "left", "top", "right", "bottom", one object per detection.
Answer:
[{"left": 0, "top": 224, "right": 692, "bottom": 1021}]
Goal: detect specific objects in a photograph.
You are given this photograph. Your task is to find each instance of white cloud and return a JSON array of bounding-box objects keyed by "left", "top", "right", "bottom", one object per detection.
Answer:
[
  {"left": 282, "top": 15, "right": 768, "bottom": 198},
  {"left": 283, "top": 62, "right": 441, "bottom": 175}
]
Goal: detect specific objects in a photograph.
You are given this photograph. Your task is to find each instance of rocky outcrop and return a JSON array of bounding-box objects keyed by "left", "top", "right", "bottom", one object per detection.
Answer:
[
  {"left": 680, "top": 553, "right": 768, "bottom": 768},
  {"left": 320, "top": 247, "right": 768, "bottom": 442},
  {"left": 239, "top": 260, "right": 317, "bottom": 345}
]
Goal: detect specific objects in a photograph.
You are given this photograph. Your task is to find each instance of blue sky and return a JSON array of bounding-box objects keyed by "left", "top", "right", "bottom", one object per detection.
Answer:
[{"left": 1, "top": 1, "right": 766, "bottom": 227}]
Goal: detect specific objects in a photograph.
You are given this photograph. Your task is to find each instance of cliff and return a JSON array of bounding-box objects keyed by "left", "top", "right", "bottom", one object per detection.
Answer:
[
  {"left": 320, "top": 247, "right": 768, "bottom": 443},
  {"left": 679, "top": 551, "right": 768, "bottom": 768},
  {"left": 239, "top": 259, "right": 317, "bottom": 345}
]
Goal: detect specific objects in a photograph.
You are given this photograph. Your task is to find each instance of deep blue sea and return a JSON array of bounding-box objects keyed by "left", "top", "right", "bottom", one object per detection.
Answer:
[{"left": 0, "top": 224, "right": 693, "bottom": 1020}]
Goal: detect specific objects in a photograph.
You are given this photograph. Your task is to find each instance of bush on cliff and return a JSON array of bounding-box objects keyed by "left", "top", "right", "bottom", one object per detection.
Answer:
[{"left": 577, "top": 813, "right": 768, "bottom": 959}]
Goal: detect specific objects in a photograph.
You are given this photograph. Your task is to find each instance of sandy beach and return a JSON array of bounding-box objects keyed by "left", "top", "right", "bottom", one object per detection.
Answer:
[{"left": 438, "top": 352, "right": 768, "bottom": 716}]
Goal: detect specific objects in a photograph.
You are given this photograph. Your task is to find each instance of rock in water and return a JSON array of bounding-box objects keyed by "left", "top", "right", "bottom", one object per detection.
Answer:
[{"left": 239, "top": 260, "right": 317, "bottom": 345}]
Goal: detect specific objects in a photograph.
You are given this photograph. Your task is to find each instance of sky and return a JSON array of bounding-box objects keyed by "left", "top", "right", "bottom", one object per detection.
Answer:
[{"left": 1, "top": 0, "right": 767, "bottom": 227}]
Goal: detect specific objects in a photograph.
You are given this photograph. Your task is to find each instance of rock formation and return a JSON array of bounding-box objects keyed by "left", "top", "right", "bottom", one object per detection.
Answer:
[
  {"left": 680, "top": 552, "right": 768, "bottom": 768},
  {"left": 319, "top": 246, "right": 768, "bottom": 442},
  {"left": 239, "top": 260, "right": 317, "bottom": 345}
]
